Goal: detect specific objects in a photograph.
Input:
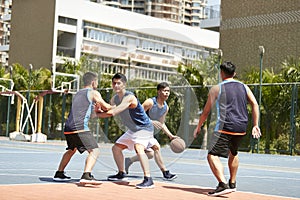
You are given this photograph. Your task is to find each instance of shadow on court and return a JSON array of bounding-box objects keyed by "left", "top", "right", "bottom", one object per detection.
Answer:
[{"left": 163, "top": 185, "right": 212, "bottom": 195}]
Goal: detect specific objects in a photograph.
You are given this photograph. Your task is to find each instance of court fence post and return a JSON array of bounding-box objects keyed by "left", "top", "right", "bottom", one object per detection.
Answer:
[
  {"left": 289, "top": 84, "right": 298, "bottom": 155},
  {"left": 104, "top": 89, "right": 110, "bottom": 143},
  {"left": 61, "top": 92, "right": 67, "bottom": 140},
  {"left": 183, "top": 87, "right": 191, "bottom": 144},
  {"left": 6, "top": 66, "right": 13, "bottom": 137}
]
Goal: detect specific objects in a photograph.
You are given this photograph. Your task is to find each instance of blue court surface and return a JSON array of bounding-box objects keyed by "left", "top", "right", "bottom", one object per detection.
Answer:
[{"left": 0, "top": 137, "right": 299, "bottom": 199}]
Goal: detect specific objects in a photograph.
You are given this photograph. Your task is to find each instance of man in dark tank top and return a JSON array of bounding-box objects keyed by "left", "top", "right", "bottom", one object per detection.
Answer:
[{"left": 194, "top": 61, "right": 261, "bottom": 196}]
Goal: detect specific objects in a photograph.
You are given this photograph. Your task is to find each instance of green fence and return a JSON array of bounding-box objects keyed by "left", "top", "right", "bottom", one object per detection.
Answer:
[{"left": 0, "top": 83, "right": 299, "bottom": 155}]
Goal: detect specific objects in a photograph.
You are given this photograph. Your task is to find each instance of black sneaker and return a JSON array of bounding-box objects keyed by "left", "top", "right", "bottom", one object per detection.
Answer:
[
  {"left": 136, "top": 176, "right": 154, "bottom": 189},
  {"left": 162, "top": 170, "right": 177, "bottom": 180},
  {"left": 208, "top": 182, "right": 232, "bottom": 197},
  {"left": 107, "top": 171, "right": 128, "bottom": 181},
  {"left": 228, "top": 179, "right": 236, "bottom": 192},
  {"left": 79, "top": 172, "right": 102, "bottom": 184},
  {"left": 53, "top": 171, "right": 71, "bottom": 182},
  {"left": 125, "top": 157, "right": 132, "bottom": 174}
]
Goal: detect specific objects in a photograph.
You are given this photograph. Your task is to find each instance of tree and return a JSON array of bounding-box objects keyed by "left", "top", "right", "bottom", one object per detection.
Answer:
[{"left": 242, "top": 56, "right": 300, "bottom": 154}]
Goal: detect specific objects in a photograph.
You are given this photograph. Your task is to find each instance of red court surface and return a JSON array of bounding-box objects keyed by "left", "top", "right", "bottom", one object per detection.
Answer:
[{"left": 0, "top": 181, "right": 297, "bottom": 200}]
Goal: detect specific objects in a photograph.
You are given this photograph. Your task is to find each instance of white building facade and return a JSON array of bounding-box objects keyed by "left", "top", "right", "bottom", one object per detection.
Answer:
[{"left": 9, "top": 0, "right": 219, "bottom": 83}]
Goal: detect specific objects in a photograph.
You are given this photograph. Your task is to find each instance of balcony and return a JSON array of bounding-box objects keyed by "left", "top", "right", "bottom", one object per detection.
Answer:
[
  {"left": 0, "top": 44, "right": 9, "bottom": 52},
  {"left": 56, "top": 46, "right": 75, "bottom": 58},
  {"left": 200, "top": 4, "right": 220, "bottom": 32},
  {"left": 1, "top": 14, "right": 11, "bottom": 22}
]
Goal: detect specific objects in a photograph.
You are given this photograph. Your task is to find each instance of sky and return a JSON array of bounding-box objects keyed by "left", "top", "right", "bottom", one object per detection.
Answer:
[{"left": 207, "top": 0, "right": 220, "bottom": 6}]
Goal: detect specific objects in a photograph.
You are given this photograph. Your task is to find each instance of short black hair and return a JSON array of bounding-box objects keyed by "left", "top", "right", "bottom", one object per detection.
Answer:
[
  {"left": 220, "top": 61, "right": 236, "bottom": 76},
  {"left": 83, "top": 72, "right": 97, "bottom": 86},
  {"left": 112, "top": 73, "right": 127, "bottom": 83},
  {"left": 157, "top": 82, "right": 169, "bottom": 90}
]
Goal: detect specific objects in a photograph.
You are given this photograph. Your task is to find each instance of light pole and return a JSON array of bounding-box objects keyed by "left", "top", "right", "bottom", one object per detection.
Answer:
[
  {"left": 217, "top": 49, "right": 223, "bottom": 83},
  {"left": 96, "top": 58, "right": 102, "bottom": 142},
  {"left": 127, "top": 56, "right": 131, "bottom": 87},
  {"left": 98, "top": 58, "right": 102, "bottom": 82},
  {"left": 257, "top": 46, "right": 265, "bottom": 153},
  {"left": 258, "top": 46, "right": 264, "bottom": 111},
  {"left": 6, "top": 66, "right": 13, "bottom": 137}
]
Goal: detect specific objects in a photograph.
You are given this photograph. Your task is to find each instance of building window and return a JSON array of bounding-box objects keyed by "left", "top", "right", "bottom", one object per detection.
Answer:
[
  {"left": 84, "top": 27, "right": 127, "bottom": 46},
  {"left": 56, "top": 31, "right": 76, "bottom": 58},
  {"left": 58, "top": 16, "right": 77, "bottom": 26}
]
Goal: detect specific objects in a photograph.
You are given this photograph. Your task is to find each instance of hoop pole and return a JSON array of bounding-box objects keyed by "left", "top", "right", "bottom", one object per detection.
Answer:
[
  {"left": 35, "top": 99, "right": 38, "bottom": 132},
  {"left": 15, "top": 96, "right": 22, "bottom": 132},
  {"left": 6, "top": 95, "right": 11, "bottom": 137},
  {"left": 37, "top": 96, "right": 44, "bottom": 133}
]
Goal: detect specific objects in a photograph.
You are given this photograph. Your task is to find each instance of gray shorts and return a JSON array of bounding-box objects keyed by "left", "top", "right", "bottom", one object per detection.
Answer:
[{"left": 65, "top": 131, "right": 99, "bottom": 154}]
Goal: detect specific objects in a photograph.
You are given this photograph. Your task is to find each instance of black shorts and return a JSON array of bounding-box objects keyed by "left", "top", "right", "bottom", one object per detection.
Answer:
[
  {"left": 65, "top": 131, "right": 98, "bottom": 154},
  {"left": 208, "top": 131, "right": 244, "bottom": 158}
]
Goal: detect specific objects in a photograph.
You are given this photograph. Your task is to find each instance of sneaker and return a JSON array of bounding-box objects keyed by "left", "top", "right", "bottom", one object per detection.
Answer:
[
  {"left": 107, "top": 171, "right": 128, "bottom": 181},
  {"left": 125, "top": 157, "right": 133, "bottom": 174},
  {"left": 162, "top": 170, "right": 177, "bottom": 180},
  {"left": 53, "top": 171, "right": 71, "bottom": 182},
  {"left": 136, "top": 176, "right": 154, "bottom": 189},
  {"left": 228, "top": 179, "right": 236, "bottom": 192},
  {"left": 79, "top": 172, "right": 102, "bottom": 184},
  {"left": 208, "top": 182, "right": 232, "bottom": 197}
]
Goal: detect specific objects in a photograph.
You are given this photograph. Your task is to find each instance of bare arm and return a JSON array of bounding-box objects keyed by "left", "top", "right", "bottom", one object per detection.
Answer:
[
  {"left": 246, "top": 85, "right": 261, "bottom": 139},
  {"left": 142, "top": 98, "right": 153, "bottom": 112},
  {"left": 193, "top": 85, "right": 219, "bottom": 138},
  {"left": 97, "top": 94, "right": 137, "bottom": 118},
  {"left": 89, "top": 90, "right": 111, "bottom": 118},
  {"left": 157, "top": 106, "right": 177, "bottom": 139},
  {"left": 143, "top": 99, "right": 176, "bottom": 139},
  {"left": 91, "top": 90, "right": 112, "bottom": 111}
]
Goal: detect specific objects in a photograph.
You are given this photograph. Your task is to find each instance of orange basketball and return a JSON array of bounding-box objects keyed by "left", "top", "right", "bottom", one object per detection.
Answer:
[{"left": 170, "top": 137, "right": 186, "bottom": 153}]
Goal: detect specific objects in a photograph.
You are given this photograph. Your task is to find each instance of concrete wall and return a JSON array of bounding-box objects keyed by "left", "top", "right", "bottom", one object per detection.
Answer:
[
  {"left": 220, "top": 0, "right": 300, "bottom": 75},
  {"left": 9, "top": 0, "right": 55, "bottom": 70}
]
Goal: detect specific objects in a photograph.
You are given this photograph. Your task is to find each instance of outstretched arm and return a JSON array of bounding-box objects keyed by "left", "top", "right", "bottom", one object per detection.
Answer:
[
  {"left": 97, "top": 94, "right": 137, "bottom": 118},
  {"left": 91, "top": 90, "right": 112, "bottom": 111},
  {"left": 152, "top": 121, "right": 177, "bottom": 140},
  {"left": 90, "top": 90, "right": 112, "bottom": 118},
  {"left": 193, "top": 85, "right": 218, "bottom": 138}
]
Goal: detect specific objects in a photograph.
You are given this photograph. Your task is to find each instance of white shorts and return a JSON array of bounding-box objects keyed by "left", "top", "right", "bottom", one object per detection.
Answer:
[{"left": 116, "top": 129, "right": 158, "bottom": 151}]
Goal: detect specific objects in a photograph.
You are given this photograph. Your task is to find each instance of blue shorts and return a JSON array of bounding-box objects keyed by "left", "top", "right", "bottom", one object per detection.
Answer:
[
  {"left": 208, "top": 131, "right": 244, "bottom": 158},
  {"left": 65, "top": 131, "right": 99, "bottom": 154}
]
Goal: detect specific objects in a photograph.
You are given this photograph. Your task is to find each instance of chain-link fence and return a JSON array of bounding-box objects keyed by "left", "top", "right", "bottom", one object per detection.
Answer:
[{"left": 0, "top": 83, "right": 299, "bottom": 155}]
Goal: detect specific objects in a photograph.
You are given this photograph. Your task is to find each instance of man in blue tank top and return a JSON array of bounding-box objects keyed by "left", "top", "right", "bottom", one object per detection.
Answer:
[
  {"left": 53, "top": 72, "right": 111, "bottom": 184},
  {"left": 124, "top": 82, "right": 177, "bottom": 180},
  {"left": 193, "top": 61, "right": 261, "bottom": 196},
  {"left": 98, "top": 73, "right": 161, "bottom": 189}
]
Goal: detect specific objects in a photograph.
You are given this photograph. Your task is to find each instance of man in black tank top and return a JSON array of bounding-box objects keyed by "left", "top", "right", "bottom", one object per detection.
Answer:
[{"left": 193, "top": 61, "right": 261, "bottom": 196}]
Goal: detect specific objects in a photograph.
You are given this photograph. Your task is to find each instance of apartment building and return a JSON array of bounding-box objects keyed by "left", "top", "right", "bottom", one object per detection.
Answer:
[
  {"left": 100, "top": 0, "right": 207, "bottom": 27},
  {"left": 0, "top": 0, "right": 11, "bottom": 66},
  {"left": 8, "top": 0, "right": 219, "bottom": 83}
]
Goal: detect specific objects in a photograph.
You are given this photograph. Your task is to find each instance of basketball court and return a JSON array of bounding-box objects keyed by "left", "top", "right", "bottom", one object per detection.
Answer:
[{"left": 0, "top": 137, "right": 299, "bottom": 200}]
